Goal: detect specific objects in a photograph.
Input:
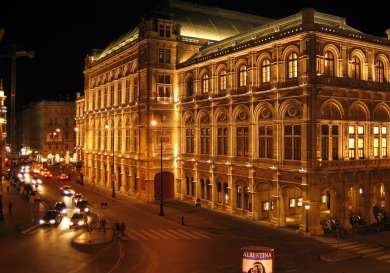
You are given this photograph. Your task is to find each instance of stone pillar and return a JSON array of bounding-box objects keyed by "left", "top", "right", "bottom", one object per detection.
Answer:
[
  {"left": 228, "top": 165, "right": 234, "bottom": 213},
  {"left": 271, "top": 171, "right": 286, "bottom": 227},
  {"left": 308, "top": 181, "right": 323, "bottom": 235}
]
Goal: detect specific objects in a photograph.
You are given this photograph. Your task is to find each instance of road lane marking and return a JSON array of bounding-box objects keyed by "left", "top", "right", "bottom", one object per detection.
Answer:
[
  {"left": 336, "top": 242, "right": 359, "bottom": 247},
  {"left": 174, "top": 229, "right": 201, "bottom": 239},
  {"left": 341, "top": 244, "right": 368, "bottom": 250},
  {"left": 189, "top": 230, "right": 211, "bottom": 239},
  {"left": 147, "top": 229, "right": 168, "bottom": 239},
  {"left": 125, "top": 231, "right": 139, "bottom": 240},
  {"left": 356, "top": 247, "right": 383, "bottom": 254},
  {"left": 21, "top": 224, "right": 40, "bottom": 235},
  {"left": 158, "top": 229, "right": 181, "bottom": 239},
  {"left": 363, "top": 250, "right": 390, "bottom": 257},
  {"left": 167, "top": 229, "right": 192, "bottom": 239},
  {"left": 376, "top": 253, "right": 390, "bottom": 260},
  {"left": 139, "top": 229, "right": 159, "bottom": 240}
]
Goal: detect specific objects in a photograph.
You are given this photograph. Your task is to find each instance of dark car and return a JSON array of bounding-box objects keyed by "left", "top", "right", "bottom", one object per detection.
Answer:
[
  {"left": 69, "top": 213, "right": 87, "bottom": 229},
  {"left": 72, "top": 193, "right": 84, "bottom": 205},
  {"left": 75, "top": 200, "right": 89, "bottom": 214},
  {"left": 55, "top": 202, "right": 67, "bottom": 215},
  {"left": 39, "top": 210, "right": 62, "bottom": 226}
]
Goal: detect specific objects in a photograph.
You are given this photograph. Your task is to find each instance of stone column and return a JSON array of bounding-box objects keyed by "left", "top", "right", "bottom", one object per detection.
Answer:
[{"left": 308, "top": 181, "right": 323, "bottom": 235}]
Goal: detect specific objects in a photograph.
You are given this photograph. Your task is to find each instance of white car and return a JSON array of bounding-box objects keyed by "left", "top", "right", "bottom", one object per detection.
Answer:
[{"left": 60, "top": 186, "right": 75, "bottom": 196}]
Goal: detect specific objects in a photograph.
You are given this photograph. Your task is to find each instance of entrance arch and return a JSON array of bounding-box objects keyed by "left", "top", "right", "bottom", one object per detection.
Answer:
[{"left": 154, "top": 172, "right": 174, "bottom": 200}]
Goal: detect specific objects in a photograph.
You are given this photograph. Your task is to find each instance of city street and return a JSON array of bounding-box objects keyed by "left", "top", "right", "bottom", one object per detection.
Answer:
[{"left": 0, "top": 170, "right": 389, "bottom": 273}]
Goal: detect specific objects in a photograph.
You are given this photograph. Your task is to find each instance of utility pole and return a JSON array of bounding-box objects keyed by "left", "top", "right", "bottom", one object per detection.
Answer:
[{"left": 0, "top": 44, "right": 34, "bottom": 152}]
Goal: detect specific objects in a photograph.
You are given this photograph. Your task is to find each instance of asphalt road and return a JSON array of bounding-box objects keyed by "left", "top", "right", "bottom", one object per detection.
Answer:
[{"left": 0, "top": 169, "right": 389, "bottom": 273}]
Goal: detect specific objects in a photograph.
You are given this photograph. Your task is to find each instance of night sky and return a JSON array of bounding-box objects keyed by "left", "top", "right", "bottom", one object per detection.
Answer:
[{"left": 0, "top": 0, "right": 387, "bottom": 109}]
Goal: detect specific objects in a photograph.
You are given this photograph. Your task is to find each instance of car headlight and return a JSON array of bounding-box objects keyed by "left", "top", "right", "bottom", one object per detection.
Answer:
[
  {"left": 78, "top": 220, "right": 85, "bottom": 226},
  {"left": 64, "top": 190, "right": 69, "bottom": 194},
  {"left": 75, "top": 208, "right": 80, "bottom": 213},
  {"left": 49, "top": 219, "right": 55, "bottom": 224},
  {"left": 39, "top": 219, "right": 45, "bottom": 224},
  {"left": 70, "top": 190, "right": 75, "bottom": 194},
  {"left": 84, "top": 208, "right": 89, "bottom": 212},
  {"left": 61, "top": 209, "right": 66, "bottom": 214},
  {"left": 69, "top": 222, "right": 74, "bottom": 226}
]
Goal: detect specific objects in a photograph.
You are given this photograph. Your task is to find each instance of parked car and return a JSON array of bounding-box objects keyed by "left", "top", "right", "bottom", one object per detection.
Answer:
[
  {"left": 39, "top": 210, "right": 62, "bottom": 226},
  {"left": 72, "top": 193, "right": 84, "bottom": 205},
  {"left": 75, "top": 200, "right": 89, "bottom": 214}
]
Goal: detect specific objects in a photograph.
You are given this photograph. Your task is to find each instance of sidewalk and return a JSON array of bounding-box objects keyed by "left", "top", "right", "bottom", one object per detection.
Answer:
[{"left": 0, "top": 181, "right": 46, "bottom": 235}]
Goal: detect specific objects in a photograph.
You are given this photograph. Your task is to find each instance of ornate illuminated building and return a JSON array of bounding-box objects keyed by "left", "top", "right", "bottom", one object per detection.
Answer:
[
  {"left": 18, "top": 100, "right": 75, "bottom": 161},
  {"left": 0, "top": 80, "right": 7, "bottom": 170},
  {"left": 77, "top": 1, "right": 390, "bottom": 234}
]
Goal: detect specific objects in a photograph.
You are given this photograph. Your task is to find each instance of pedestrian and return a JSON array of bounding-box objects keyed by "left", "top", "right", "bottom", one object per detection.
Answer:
[
  {"left": 120, "top": 222, "right": 125, "bottom": 236},
  {"left": 101, "top": 218, "right": 106, "bottom": 232},
  {"left": 115, "top": 222, "right": 120, "bottom": 235},
  {"left": 6, "top": 184, "right": 9, "bottom": 192},
  {"left": 8, "top": 202, "right": 12, "bottom": 215}
]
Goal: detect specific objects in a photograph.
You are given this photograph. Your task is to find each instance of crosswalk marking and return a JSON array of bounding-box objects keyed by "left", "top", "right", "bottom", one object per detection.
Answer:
[
  {"left": 158, "top": 229, "right": 181, "bottom": 239},
  {"left": 173, "top": 229, "right": 200, "bottom": 239},
  {"left": 123, "top": 228, "right": 211, "bottom": 241},
  {"left": 363, "top": 250, "right": 389, "bottom": 257},
  {"left": 341, "top": 243, "right": 367, "bottom": 250},
  {"left": 336, "top": 242, "right": 359, "bottom": 247},
  {"left": 356, "top": 247, "right": 383, "bottom": 254},
  {"left": 376, "top": 253, "right": 390, "bottom": 261}
]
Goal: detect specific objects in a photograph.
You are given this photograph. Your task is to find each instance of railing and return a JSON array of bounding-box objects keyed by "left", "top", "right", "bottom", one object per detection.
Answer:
[
  {"left": 316, "top": 75, "right": 390, "bottom": 91},
  {"left": 318, "top": 158, "right": 390, "bottom": 170}
]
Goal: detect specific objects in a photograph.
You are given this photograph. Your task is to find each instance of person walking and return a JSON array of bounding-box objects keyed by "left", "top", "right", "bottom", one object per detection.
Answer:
[
  {"left": 100, "top": 218, "right": 106, "bottom": 232},
  {"left": 8, "top": 202, "right": 13, "bottom": 215},
  {"left": 115, "top": 222, "right": 120, "bottom": 235},
  {"left": 120, "top": 222, "right": 125, "bottom": 236}
]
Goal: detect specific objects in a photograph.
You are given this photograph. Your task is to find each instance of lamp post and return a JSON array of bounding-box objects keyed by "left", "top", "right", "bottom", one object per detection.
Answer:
[
  {"left": 304, "top": 202, "right": 310, "bottom": 234},
  {"left": 105, "top": 124, "right": 115, "bottom": 198},
  {"left": 151, "top": 116, "right": 164, "bottom": 216}
]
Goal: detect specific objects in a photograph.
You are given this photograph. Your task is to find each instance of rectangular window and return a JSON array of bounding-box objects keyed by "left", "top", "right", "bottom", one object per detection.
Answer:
[
  {"left": 217, "top": 127, "right": 228, "bottom": 155},
  {"left": 321, "top": 125, "right": 329, "bottom": 160},
  {"left": 382, "top": 126, "right": 387, "bottom": 157},
  {"left": 332, "top": 126, "right": 339, "bottom": 160},
  {"left": 126, "top": 128, "right": 130, "bottom": 151},
  {"left": 374, "top": 126, "right": 379, "bottom": 158},
  {"left": 158, "top": 48, "right": 171, "bottom": 64},
  {"left": 358, "top": 126, "right": 364, "bottom": 159},
  {"left": 159, "top": 25, "right": 164, "bottom": 37},
  {"left": 348, "top": 126, "right": 355, "bottom": 159},
  {"left": 185, "top": 128, "right": 194, "bottom": 154},
  {"left": 289, "top": 198, "right": 296, "bottom": 208},
  {"left": 117, "top": 82, "right": 122, "bottom": 105},
  {"left": 165, "top": 26, "right": 171, "bottom": 38},
  {"left": 110, "top": 85, "right": 114, "bottom": 106},
  {"left": 284, "top": 125, "right": 301, "bottom": 160},
  {"left": 157, "top": 74, "right": 171, "bottom": 98},
  {"left": 262, "top": 201, "right": 270, "bottom": 211},
  {"left": 125, "top": 79, "right": 130, "bottom": 103},
  {"left": 200, "top": 128, "right": 210, "bottom": 154},
  {"left": 236, "top": 127, "right": 249, "bottom": 157},
  {"left": 259, "top": 126, "right": 273, "bottom": 158},
  {"left": 133, "top": 129, "right": 138, "bottom": 152}
]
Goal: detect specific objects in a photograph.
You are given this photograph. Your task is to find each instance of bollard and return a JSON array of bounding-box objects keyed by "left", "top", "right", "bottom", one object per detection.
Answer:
[{"left": 181, "top": 216, "right": 185, "bottom": 225}]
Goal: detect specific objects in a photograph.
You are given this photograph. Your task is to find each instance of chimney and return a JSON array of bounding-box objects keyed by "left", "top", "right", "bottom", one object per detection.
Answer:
[
  {"left": 301, "top": 8, "right": 316, "bottom": 28},
  {"left": 385, "top": 29, "right": 390, "bottom": 40}
]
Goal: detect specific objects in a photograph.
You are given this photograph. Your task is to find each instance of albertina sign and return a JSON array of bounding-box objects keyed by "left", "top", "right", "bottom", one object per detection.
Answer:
[{"left": 242, "top": 246, "right": 274, "bottom": 273}]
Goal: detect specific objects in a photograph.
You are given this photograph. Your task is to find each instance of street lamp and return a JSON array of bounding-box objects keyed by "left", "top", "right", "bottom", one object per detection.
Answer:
[
  {"left": 105, "top": 124, "right": 115, "bottom": 198},
  {"left": 151, "top": 115, "right": 164, "bottom": 216},
  {"left": 304, "top": 203, "right": 310, "bottom": 233}
]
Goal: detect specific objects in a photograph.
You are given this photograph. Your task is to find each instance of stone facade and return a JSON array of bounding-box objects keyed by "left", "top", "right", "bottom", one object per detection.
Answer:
[
  {"left": 77, "top": 2, "right": 390, "bottom": 234},
  {"left": 18, "top": 100, "right": 75, "bottom": 159}
]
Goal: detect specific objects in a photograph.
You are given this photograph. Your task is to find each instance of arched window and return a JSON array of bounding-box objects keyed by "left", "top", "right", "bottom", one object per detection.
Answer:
[
  {"left": 117, "top": 118, "right": 122, "bottom": 152},
  {"left": 324, "top": 51, "right": 335, "bottom": 77},
  {"left": 217, "top": 181, "right": 222, "bottom": 203},
  {"left": 239, "top": 65, "right": 247, "bottom": 87},
  {"left": 375, "top": 60, "right": 385, "bottom": 83},
  {"left": 351, "top": 56, "right": 361, "bottom": 80},
  {"left": 287, "top": 52, "right": 298, "bottom": 79},
  {"left": 236, "top": 185, "right": 242, "bottom": 208},
  {"left": 201, "top": 74, "right": 210, "bottom": 94},
  {"left": 219, "top": 70, "right": 227, "bottom": 91},
  {"left": 200, "top": 179, "right": 205, "bottom": 199},
  {"left": 186, "top": 77, "right": 194, "bottom": 97},
  {"left": 261, "top": 59, "right": 271, "bottom": 83}
]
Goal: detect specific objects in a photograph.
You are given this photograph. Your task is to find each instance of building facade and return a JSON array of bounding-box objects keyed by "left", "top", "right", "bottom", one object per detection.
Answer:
[
  {"left": 0, "top": 81, "right": 7, "bottom": 171},
  {"left": 18, "top": 100, "right": 75, "bottom": 162},
  {"left": 77, "top": 1, "right": 390, "bottom": 234}
]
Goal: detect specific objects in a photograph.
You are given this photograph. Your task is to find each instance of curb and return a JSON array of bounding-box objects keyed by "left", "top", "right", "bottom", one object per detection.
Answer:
[{"left": 72, "top": 230, "right": 114, "bottom": 246}]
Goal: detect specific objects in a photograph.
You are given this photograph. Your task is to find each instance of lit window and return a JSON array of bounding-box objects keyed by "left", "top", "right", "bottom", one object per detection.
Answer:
[
  {"left": 297, "top": 197, "right": 303, "bottom": 207},
  {"left": 321, "top": 195, "right": 327, "bottom": 204},
  {"left": 375, "top": 60, "right": 385, "bottom": 83},
  {"left": 324, "top": 51, "right": 335, "bottom": 77},
  {"left": 374, "top": 126, "right": 379, "bottom": 158},
  {"left": 219, "top": 70, "right": 227, "bottom": 91},
  {"left": 351, "top": 56, "right": 361, "bottom": 80},
  {"left": 201, "top": 74, "right": 210, "bottom": 94},
  {"left": 261, "top": 59, "right": 271, "bottom": 83},
  {"left": 287, "top": 52, "right": 298, "bottom": 79},
  {"left": 289, "top": 198, "right": 296, "bottom": 208},
  {"left": 262, "top": 201, "right": 270, "bottom": 211},
  {"left": 239, "top": 65, "right": 247, "bottom": 87}
]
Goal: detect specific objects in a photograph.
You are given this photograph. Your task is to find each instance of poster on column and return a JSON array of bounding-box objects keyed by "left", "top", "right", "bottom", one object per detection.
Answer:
[{"left": 242, "top": 246, "right": 274, "bottom": 273}]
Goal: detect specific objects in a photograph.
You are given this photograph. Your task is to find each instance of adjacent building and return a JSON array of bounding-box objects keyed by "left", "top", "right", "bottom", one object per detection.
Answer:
[
  {"left": 0, "top": 80, "right": 7, "bottom": 171},
  {"left": 18, "top": 100, "right": 75, "bottom": 162},
  {"left": 76, "top": 0, "right": 390, "bottom": 234}
]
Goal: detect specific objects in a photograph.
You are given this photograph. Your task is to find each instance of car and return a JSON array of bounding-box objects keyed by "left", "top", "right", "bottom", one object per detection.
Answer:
[
  {"left": 75, "top": 200, "right": 90, "bottom": 214},
  {"left": 69, "top": 213, "right": 87, "bottom": 229},
  {"left": 42, "top": 171, "right": 52, "bottom": 178},
  {"left": 39, "top": 210, "right": 62, "bottom": 226},
  {"left": 58, "top": 173, "right": 69, "bottom": 180},
  {"left": 72, "top": 193, "right": 84, "bottom": 205},
  {"left": 54, "top": 202, "right": 67, "bottom": 215},
  {"left": 60, "top": 186, "right": 75, "bottom": 196},
  {"left": 32, "top": 178, "right": 42, "bottom": 185}
]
